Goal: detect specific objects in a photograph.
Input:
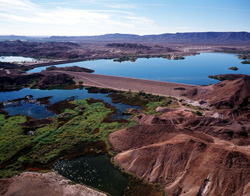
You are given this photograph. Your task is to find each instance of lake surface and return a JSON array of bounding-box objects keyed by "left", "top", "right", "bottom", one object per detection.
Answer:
[
  {"left": 0, "top": 56, "right": 36, "bottom": 62},
  {"left": 0, "top": 88, "right": 140, "bottom": 119},
  {"left": 54, "top": 155, "right": 128, "bottom": 196},
  {"left": 28, "top": 53, "right": 248, "bottom": 85}
]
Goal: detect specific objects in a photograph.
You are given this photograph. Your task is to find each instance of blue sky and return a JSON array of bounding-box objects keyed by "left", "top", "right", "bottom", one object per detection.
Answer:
[{"left": 0, "top": 0, "right": 249, "bottom": 36}]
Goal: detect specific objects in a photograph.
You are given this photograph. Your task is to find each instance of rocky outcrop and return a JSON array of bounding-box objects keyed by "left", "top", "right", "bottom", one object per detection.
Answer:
[
  {"left": 0, "top": 73, "right": 44, "bottom": 90},
  {"left": 0, "top": 71, "right": 75, "bottom": 91},
  {"left": 35, "top": 72, "right": 75, "bottom": 89}
]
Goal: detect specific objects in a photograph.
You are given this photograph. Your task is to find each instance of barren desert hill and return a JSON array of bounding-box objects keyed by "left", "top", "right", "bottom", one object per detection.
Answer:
[
  {"left": 109, "top": 110, "right": 250, "bottom": 196},
  {"left": 109, "top": 74, "right": 250, "bottom": 196},
  {"left": 185, "top": 74, "right": 250, "bottom": 120}
]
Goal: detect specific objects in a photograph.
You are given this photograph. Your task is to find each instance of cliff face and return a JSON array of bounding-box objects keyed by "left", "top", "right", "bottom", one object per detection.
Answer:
[
  {"left": 109, "top": 75, "right": 250, "bottom": 196},
  {"left": 35, "top": 72, "right": 75, "bottom": 89}
]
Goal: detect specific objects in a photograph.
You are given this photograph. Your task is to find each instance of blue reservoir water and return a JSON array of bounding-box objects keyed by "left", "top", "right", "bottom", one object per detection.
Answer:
[{"left": 28, "top": 53, "right": 248, "bottom": 85}]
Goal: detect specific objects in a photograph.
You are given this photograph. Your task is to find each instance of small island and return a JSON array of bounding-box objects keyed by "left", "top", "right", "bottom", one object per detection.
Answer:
[
  {"left": 241, "top": 60, "right": 250, "bottom": 64},
  {"left": 46, "top": 65, "right": 94, "bottom": 73},
  {"left": 228, "top": 66, "right": 238, "bottom": 71},
  {"left": 113, "top": 56, "right": 137, "bottom": 62},
  {"left": 162, "top": 54, "right": 185, "bottom": 60}
]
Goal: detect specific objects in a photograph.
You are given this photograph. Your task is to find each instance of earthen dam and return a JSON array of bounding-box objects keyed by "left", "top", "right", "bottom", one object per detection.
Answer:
[{"left": 51, "top": 71, "right": 197, "bottom": 97}]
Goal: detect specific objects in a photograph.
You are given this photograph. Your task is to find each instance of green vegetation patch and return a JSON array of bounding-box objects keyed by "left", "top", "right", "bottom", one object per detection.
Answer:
[
  {"left": 109, "top": 90, "right": 178, "bottom": 114},
  {"left": 0, "top": 115, "right": 29, "bottom": 165},
  {"left": 113, "top": 56, "right": 137, "bottom": 62},
  {"left": 181, "top": 102, "right": 205, "bottom": 111},
  {"left": 0, "top": 98, "right": 131, "bottom": 178}
]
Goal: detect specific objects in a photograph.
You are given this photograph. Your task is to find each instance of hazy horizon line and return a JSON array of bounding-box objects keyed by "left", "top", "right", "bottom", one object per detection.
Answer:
[{"left": 0, "top": 31, "right": 249, "bottom": 37}]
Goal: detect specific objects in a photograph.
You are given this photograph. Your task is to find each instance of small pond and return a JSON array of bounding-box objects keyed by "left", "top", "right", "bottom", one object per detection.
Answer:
[{"left": 54, "top": 155, "right": 128, "bottom": 196}]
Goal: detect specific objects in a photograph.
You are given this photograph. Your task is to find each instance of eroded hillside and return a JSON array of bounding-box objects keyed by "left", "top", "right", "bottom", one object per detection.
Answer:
[{"left": 109, "top": 75, "right": 250, "bottom": 196}]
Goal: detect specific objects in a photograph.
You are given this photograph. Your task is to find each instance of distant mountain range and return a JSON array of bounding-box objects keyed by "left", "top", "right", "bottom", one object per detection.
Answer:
[{"left": 0, "top": 32, "right": 250, "bottom": 44}]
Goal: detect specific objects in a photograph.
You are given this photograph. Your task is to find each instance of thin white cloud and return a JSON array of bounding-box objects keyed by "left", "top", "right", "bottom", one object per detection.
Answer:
[
  {"left": 0, "top": 0, "right": 170, "bottom": 35},
  {"left": 104, "top": 3, "right": 137, "bottom": 9},
  {"left": 124, "top": 16, "right": 154, "bottom": 25},
  {"left": 0, "top": 0, "right": 35, "bottom": 7},
  {"left": 37, "top": 0, "right": 137, "bottom": 9}
]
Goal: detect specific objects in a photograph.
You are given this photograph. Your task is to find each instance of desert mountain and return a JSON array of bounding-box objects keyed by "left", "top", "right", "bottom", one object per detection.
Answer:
[{"left": 1, "top": 32, "right": 250, "bottom": 44}]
